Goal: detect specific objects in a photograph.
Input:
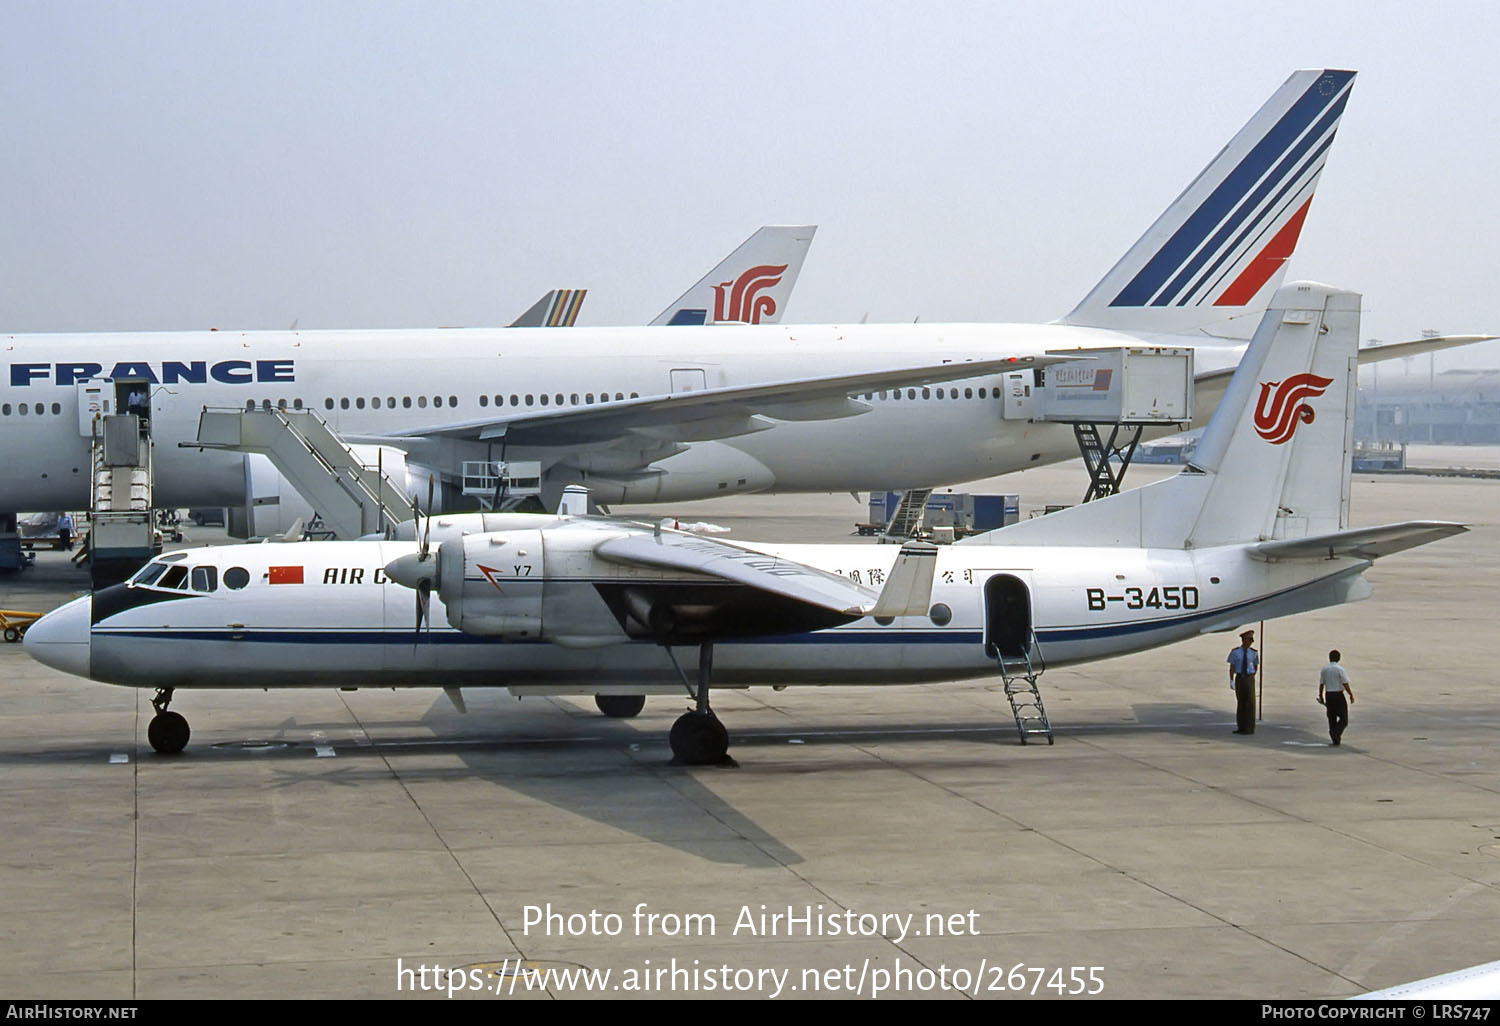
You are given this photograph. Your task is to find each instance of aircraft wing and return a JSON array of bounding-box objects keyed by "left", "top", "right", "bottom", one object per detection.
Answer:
[
  {"left": 596, "top": 532, "right": 938, "bottom": 619},
  {"left": 383, "top": 354, "right": 1068, "bottom": 448},
  {"left": 1248, "top": 521, "right": 1467, "bottom": 562}
]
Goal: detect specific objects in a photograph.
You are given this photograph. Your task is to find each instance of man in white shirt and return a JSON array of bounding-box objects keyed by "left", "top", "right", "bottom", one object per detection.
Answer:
[{"left": 1317, "top": 649, "right": 1354, "bottom": 746}]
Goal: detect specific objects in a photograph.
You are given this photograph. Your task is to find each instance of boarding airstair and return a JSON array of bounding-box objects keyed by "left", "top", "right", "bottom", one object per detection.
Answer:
[
  {"left": 882, "top": 488, "right": 933, "bottom": 542},
  {"left": 194, "top": 407, "right": 415, "bottom": 538},
  {"left": 994, "top": 636, "right": 1053, "bottom": 745}
]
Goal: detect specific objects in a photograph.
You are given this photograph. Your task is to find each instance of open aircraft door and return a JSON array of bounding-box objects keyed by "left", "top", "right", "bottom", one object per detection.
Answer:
[{"left": 983, "top": 573, "right": 1033, "bottom": 660}]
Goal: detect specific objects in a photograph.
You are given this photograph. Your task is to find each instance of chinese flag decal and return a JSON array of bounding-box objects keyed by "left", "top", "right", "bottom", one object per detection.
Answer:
[{"left": 268, "top": 566, "right": 304, "bottom": 585}]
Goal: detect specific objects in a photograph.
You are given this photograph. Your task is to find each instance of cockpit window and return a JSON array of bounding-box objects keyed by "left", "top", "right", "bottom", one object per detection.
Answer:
[
  {"left": 191, "top": 566, "right": 218, "bottom": 593},
  {"left": 130, "top": 561, "right": 169, "bottom": 586},
  {"left": 158, "top": 565, "right": 189, "bottom": 590}
]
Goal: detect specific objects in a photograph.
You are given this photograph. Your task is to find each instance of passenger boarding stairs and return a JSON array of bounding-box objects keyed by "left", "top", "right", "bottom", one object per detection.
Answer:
[
  {"left": 194, "top": 408, "right": 415, "bottom": 538},
  {"left": 994, "top": 636, "right": 1053, "bottom": 745},
  {"left": 882, "top": 488, "right": 933, "bottom": 542}
]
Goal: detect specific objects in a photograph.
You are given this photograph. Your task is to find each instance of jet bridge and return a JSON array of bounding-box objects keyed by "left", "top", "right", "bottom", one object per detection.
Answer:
[
  {"left": 192, "top": 407, "right": 416, "bottom": 539},
  {"left": 1035, "top": 347, "right": 1194, "bottom": 501}
]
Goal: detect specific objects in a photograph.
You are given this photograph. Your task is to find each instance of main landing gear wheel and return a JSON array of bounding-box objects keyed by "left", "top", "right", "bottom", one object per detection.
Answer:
[
  {"left": 669, "top": 710, "right": 729, "bottom": 765},
  {"left": 147, "top": 687, "right": 190, "bottom": 754},
  {"left": 594, "top": 694, "right": 646, "bottom": 718},
  {"left": 3, "top": 627, "right": 19, "bottom": 644},
  {"left": 148, "top": 711, "right": 190, "bottom": 754}
]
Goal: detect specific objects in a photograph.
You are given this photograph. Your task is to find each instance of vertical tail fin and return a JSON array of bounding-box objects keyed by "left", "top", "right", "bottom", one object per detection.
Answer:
[
  {"left": 650, "top": 225, "right": 816, "bottom": 326},
  {"left": 1061, "top": 70, "right": 1355, "bottom": 340},
  {"left": 509, "top": 289, "right": 588, "bottom": 327},
  {"left": 962, "top": 281, "right": 1359, "bottom": 549}
]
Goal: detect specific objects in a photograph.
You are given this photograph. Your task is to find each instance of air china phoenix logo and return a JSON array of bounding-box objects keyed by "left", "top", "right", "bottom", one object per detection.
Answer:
[
  {"left": 1253, "top": 373, "right": 1335, "bottom": 445},
  {"left": 712, "top": 263, "right": 787, "bottom": 324}
]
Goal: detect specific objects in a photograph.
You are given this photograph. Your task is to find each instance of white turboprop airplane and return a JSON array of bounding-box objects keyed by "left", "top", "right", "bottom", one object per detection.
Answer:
[{"left": 24, "top": 282, "right": 1466, "bottom": 764}]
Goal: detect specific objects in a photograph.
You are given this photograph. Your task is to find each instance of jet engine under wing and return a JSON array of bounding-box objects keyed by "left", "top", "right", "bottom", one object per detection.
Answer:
[
  {"left": 386, "top": 355, "right": 1068, "bottom": 448},
  {"left": 595, "top": 532, "right": 938, "bottom": 619},
  {"left": 1249, "top": 521, "right": 1467, "bottom": 562}
]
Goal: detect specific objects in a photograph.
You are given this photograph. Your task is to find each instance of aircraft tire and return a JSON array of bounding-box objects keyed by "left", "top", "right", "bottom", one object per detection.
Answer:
[
  {"left": 669, "top": 711, "right": 728, "bottom": 765},
  {"left": 3, "top": 627, "right": 19, "bottom": 644},
  {"left": 594, "top": 694, "right": 646, "bottom": 718},
  {"left": 148, "top": 711, "right": 191, "bottom": 755}
]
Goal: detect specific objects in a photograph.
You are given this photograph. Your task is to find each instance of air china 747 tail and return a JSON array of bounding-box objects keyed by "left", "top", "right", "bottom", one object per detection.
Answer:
[{"left": 24, "top": 284, "right": 1465, "bottom": 764}]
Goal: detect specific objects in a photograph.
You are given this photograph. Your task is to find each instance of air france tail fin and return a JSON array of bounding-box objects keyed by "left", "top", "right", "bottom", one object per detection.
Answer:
[
  {"left": 650, "top": 225, "right": 816, "bottom": 326},
  {"left": 1061, "top": 70, "right": 1355, "bottom": 341},
  {"left": 965, "top": 281, "right": 1359, "bottom": 549}
]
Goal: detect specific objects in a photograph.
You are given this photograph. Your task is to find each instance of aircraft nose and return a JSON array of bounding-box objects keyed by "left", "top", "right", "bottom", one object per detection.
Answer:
[{"left": 22, "top": 595, "right": 92, "bottom": 679}]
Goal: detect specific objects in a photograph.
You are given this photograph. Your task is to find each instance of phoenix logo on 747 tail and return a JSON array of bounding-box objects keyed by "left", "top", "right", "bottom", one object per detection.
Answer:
[
  {"left": 712, "top": 264, "right": 787, "bottom": 324},
  {"left": 1253, "top": 373, "right": 1334, "bottom": 444}
]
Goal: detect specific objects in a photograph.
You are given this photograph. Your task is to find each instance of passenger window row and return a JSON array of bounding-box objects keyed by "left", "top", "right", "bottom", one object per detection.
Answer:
[{"left": 0, "top": 402, "right": 64, "bottom": 416}]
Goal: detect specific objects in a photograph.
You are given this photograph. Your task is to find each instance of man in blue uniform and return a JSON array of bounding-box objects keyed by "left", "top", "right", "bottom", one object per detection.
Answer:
[{"left": 1227, "top": 629, "right": 1259, "bottom": 735}]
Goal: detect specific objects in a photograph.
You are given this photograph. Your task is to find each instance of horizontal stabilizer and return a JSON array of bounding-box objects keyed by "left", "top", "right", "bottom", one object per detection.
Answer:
[
  {"left": 1357, "top": 334, "right": 1499, "bottom": 365},
  {"left": 1249, "top": 520, "right": 1466, "bottom": 562}
]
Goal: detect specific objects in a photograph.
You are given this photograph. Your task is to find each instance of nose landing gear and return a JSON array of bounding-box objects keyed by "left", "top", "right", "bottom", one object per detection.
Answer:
[{"left": 147, "top": 687, "right": 190, "bottom": 754}]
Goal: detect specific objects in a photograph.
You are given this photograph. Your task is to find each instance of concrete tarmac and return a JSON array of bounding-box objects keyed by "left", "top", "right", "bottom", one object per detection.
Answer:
[{"left": 2, "top": 465, "right": 1497, "bottom": 1000}]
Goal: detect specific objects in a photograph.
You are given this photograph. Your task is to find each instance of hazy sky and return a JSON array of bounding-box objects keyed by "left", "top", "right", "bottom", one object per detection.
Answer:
[{"left": 2, "top": 1, "right": 1496, "bottom": 371}]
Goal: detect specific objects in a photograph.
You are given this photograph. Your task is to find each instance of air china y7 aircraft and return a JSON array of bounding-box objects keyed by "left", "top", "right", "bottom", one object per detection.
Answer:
[
  {"left": 23, "top": 282, "right": 1465, "bottom": 763},
  {"left": 8, "top": 69, "right": 1447, "bottom": 529}
]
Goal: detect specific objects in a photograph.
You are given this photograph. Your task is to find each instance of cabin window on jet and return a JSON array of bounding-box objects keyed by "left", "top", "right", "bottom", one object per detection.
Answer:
[
  {"left": 277, "top": 399, "right": 288, "bottom": 410},
  {"left": 1, "top": 404, "right": 9, "bottom": 415},
  {"left": 51, "top": 402, "right": 60, "bottom": 414},
  {"left": 907, "top": 389, "right": 916, "bottom": 400},
  {"left": 356, "top": 398, "right": 366, "bottom": 409},
  {"left": 402, "top": 397, "right": 412, "bottom": 409},
  {"left": 965, "top": 388, "right": 973, "bottom": 399},
  {"left": 978, "top": 387, "right": 987, "bottom": 398},
  {"left": 525, "top": 395, "right": 534, "bottom": 406},
  {"left": 17, "top": 404, "right": 26, "bottom": 416},
  {"left": 510, "top": 394, "right": 519, "bottom": 406},
  {"left": 372, "top": 397, "right": 382, "bottom": 409},
  {"left": 191, "top": 566, "right": 217, "bottom": 592},
  {"left": 539, "top": 394, "right": 549, "bottom": 406},
  {"left": 554, "top": 393, "right": 563, "bottom": 405},
  {"left": 617, "top": 393, "right": 626, "bottom": 401},
  {"left": 922, "top": 388, "right": 931, "bottom": 400},
  {"left": 387, "top": 396, "right": 395, "bottom": 408},
  {"left": 324, "top": 398, "right": 334, "bottom": 410},
  {"left": 293, "top": 399, "right": 304, "bottom": 410},
  {"left": 936, "top": 388, "right": 944, "bottom": 399},
  {"left": 340, "top": 398, "right": 350, "bottom": 410},
  {"left": 570, "top": 393, "right": 578, "bottom": 405},
  {"left": 479, "top": 395, "right": 488, "bottom": 407},
  {"left": 585, "top": 393, "right": 594, "bottom": 404},
  {"left": 449, "top": 395, "right": 458, "bottom": 406},
  {"left": 417, "top": 396, "right": 428, "bottom": 408},
  {"left": 630, "top": 392, "right": 638, "bottom": 399},
  {"left": 432, "top": 396, "right": 442, "bottom": 407},
  {"left": 224, "top": 567, "right": 250, "bottom": 590}
]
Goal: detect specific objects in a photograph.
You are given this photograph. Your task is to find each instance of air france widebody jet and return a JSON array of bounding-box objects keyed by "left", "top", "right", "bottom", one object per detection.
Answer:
[
  {"left": 13, "top": 69, "right": 1472, "bottom": 531},
  {"left": 25, "top": 282, "right": 1466, "bottom": 763}
]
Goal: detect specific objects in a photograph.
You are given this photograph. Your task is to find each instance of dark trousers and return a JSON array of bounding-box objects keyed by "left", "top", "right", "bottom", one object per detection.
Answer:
[
  {"left": 1326, "top": 692, "right": 1348, "bottom": 744},
  {"left": 1235, "top": 674, "right": 1256, "bottom": 733}
]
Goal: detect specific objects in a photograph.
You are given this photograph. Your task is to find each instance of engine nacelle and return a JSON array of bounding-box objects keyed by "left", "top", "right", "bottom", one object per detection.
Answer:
[
  {"left": 426, "top": 525, "right": 636, "bottom": 647},
  {"left": 438, "top": 530, "right": 547, "bottom": 638}
]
